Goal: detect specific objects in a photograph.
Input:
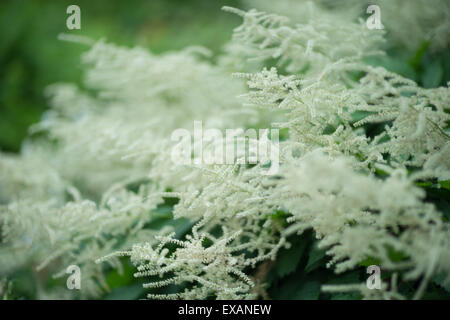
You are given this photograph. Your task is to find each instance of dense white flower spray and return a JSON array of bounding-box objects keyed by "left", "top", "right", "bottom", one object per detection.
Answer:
[{"left": 0, "top": 1, "right": 449, "bottom": 299}]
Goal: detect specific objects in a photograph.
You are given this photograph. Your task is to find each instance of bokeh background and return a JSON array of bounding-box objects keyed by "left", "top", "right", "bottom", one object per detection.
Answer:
[
  {"left": 0, "top": 0, "right": 245, "bottom": 153},
  {"left": 0, "top": 0, "right": 449, "bottom": 300}
]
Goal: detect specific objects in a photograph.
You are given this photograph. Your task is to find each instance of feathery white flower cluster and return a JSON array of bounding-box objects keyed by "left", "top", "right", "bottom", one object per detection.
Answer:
[
  {"left": 271, "top": 151, "right": 449, "bottom": 299},
  {"left": 0, "top": 2, "right": 449, "bottom": 299},
  {"left": 238, "top": 63, "right": 450, "bottom": 177},
  {"left": 220, "top": 5, "right": 384, "bottom": 74},
  {"left": 244, "top": 0, "right": 450, "bottom": 52},
  {"left": 0, "top": 183, "right": 167, "bottom": 297},
  {"left": 100, "top": 228, "right": 256, "bottom": 299},
  {"left": 0, "top": 40, "right": 249, "bottom": 297}
]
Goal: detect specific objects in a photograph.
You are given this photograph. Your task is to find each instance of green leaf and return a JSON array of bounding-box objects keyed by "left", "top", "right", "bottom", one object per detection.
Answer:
[
  {"left": 104, "top": 283, "right": 145, "bottom": 300},
  {"left": 325, "top": 271, "right": 363, "bottom": 300},
  {"left": 387, "top": 246, "right": 409, "bottom": 262},
  {"left": 327, "top": 270, "right": 362, "bottom": 285},
  {"left": 424, "top": 187, "right": 450, "bottom": 221},
  {"left": 439, "top": 180, "right": 450, "bottom": 190},
  {"left": 365, "top": 55, "right": 417, "bottom": 81},
  {"left": 105, "top": 260, "right": 135, "bottom": 291},
  {"left": 292, "top": 280, "right": 321, "bottom": 300},
  {"left": 409, "top": 41, "right": 430, "bottom": 70},
  {"left": 358, "top": 256, "right": 381, "bottom": 267},
  {"left": 433, "top": 272, "right": 450, "bottom": 292},
  {"left": 305, "top": 241, "right": 328, "bottom": 273},
  {"left": 151, "top": 204, "right": 173, "bottom": 218},
  {"left": 422, "top": 59, "right": 443, "bottom": 88},
  {"left": 270, "top": 272, "right": 322, "bottom": 300},
  {"left": 351, "top": 110, "right": 372, "bottom": 123},
  {"left": 415, "top": 181, "right": 433, "bottom": 188},
  {"left": 275, "top": 237, "right": 308, "bottom": 278},
  {"left": 173, "top": 218, "right": 194, "bottom": 238}
]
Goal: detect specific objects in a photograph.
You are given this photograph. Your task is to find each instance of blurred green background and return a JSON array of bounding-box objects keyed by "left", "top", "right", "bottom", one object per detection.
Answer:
[{"left": 0, "top": 0, "right": 243, "bottom": 152}]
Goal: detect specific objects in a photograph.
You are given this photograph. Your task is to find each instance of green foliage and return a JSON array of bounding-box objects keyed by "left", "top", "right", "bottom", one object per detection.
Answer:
[
  {"left": 274, "top": 235, "right": 308, "bottom": 278},
  {"left": 0, "top": 278, "right": 14, "bottom": 300},
  {"left": 305, "top": 242, "right": 328, "bottom": 273},
  {"left": 1, "top": 0, "right": 449, "bottom": 300},
  {"left": 0, "top": 0, "right": 242, "bottom": 152}
]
